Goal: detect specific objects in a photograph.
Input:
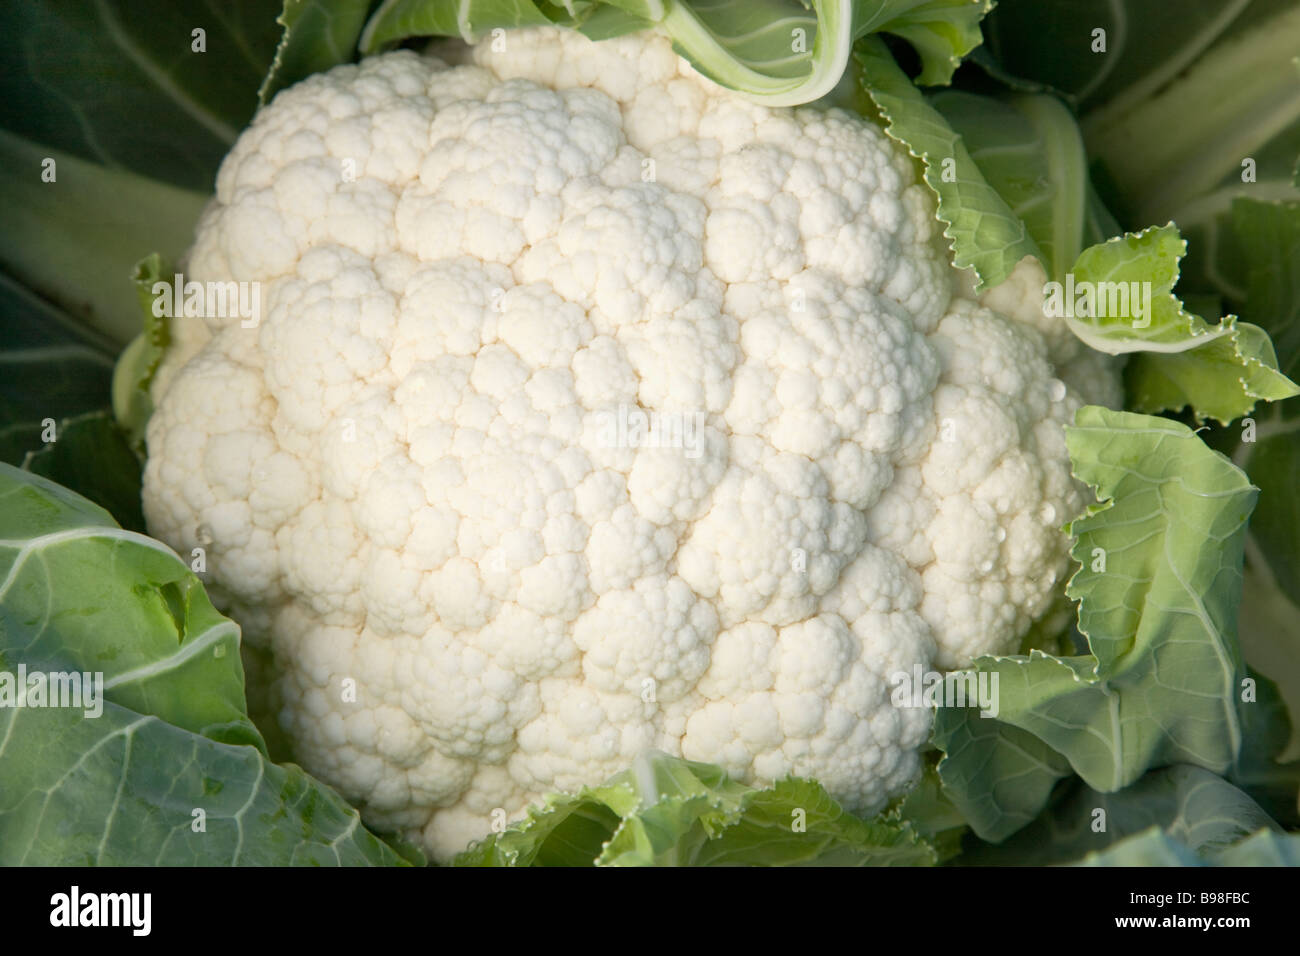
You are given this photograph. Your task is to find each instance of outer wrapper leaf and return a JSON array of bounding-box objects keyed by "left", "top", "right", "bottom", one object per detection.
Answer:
[
  {"left": 1062, "top": 224, "right": 1299, "bottom": 423},
  {"left": 977, "top": 0, "right": 1300, "bottom": 301},
  {"left": 1221, "top": 197, "right": 1300, "bottom": 759},
  {"left": 930, "top": 706, "right": 1071, "bottom": 842},
  {"left": 1074, "top": 827, "right": 1300, "bottom": 867},
  {"left": 0, "top": 464, "right": 264, "bottom": 750},
  {"left": 0, "top": 0, "right": 280, "bottom": 192},
  {"left": 361, "top": 0, "right": 991, "bottom": 106},
  {"left": 111, "top": 254, "right": 174, "bottom": 454},
  {"left": 455, "top": 750, "right": 936, "bottom": 866},
  {"left": 21, "top": 411, "right": 144, "bottom": 533},
  {"left": 260, "top": 0, "right": 377, "bottom": 104},
  {"left": 855, "top": 37, "right": 1038, "bottom": 290},
  {"left": 0, "top": 271, "right": 116, "bottom": 466},
  {"left": 960, "top": 765, "right": 1281, "bottom": 866},
  {"left": 927, "top": 91, "right": 1087, "bottom": 281},
  {"left": 0, "top": 132, "right": 206, "bottom": 347},
  {"left": 0, "top": 465, "right": 405, "bottom": 866},
  {"left": 0, "top": 702, "right": 403, "bottom": 866},
  {"left": 935, "top": 408, "right": 1258, "bottom": 842}
]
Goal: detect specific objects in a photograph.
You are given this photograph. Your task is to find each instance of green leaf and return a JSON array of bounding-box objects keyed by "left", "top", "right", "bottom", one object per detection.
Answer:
[
  {"left": 685, "top": 777, "right": 936, "bottom": 866},
  {"left": 928, "top": 91, "right": 1087, "bottom": 280},
  {"left": 1235, "top": 422, "right": 1300, "bottom": 763},
  {"left": 360, "top": 0, "right": 559, "bottom": 50},
  {"left": 0, "top": 464, "right": 262, "bottom": 749},
  {"left": 1213, "top": 829, "right": 1300, "bottom": 865},
  {"left": 1204, "top": 198, "right": 1300, "bottom": 763},
  {"left": 855, "top": 37, "right": 1038, "bottom": 290},
  {"left": 1081, "top": 10, "right": 1300, "bottom": 229},
  {"left": 960, "top": 765, "right": 1280, "bottom": 866},
  {"left": 1060, "top": 224, "right": 1299, "bottom": 423},
  {"left": 661, "top": 0, "right": 990, "bottom": 105},
  {"left": 1070, "top": 828, "right": 1207, "bottom": 867},
  {"left": 573, "top": 4, "right": 655, "bottom": 42},
  {"left": 1229, "top": 671, "right": 1300, "bottom": 825},
  {"left": 1074, "top": 826, "right": 1300, "bottom": 867},
  {"left": 1064, "top": 408, "right": 1253, "bottom": 685},
  {"left": 1231, "top": 198, "right": 1300, "bottom": 391},
  {"left": 0, "top": 130, "right": 207, "bottom": 346},
  {"left": 1238, "top": 424, "right": 1300, "bottom": 594},
  {"left": 1125, "top": 321, "right": 1298, "bottom": 425},
  {"left": 894, "top": 758, "right": 968, "bottom": 862},
  {"left": 0, "top": 464, "right": 405, "bottom": 866},
  {"left": 260, "top": 0, "right": 377, "bottom": 104},
  {"left": 0, "top": 702, "right": 404, "bottom": 866},
  {"left": 0, "top": 252, "right": 147, "bottom": 533},
  {"left": 932, "top": 705, "right": 1072, "bottom": 842},
  {"left": 981, "top": 0, "right": 1287, "bottom": 111},
  {"left": 934, "top": 408, "right": 1258, "bottom": 841},
  {"left": 111, "top": 254, "right": 174, "bottom": 454},
  {"left": 0, "top": 270, "right": 116, "bottom": 466},
  {"left": 0, "top": 0, "right": 282, "bottom": 192},
  {"left": 977, "top": 0, "right": 1300, "bottom": 300},
  {"left": 22, "top": 412, "right": 144, "bottom": 533},
  {"left": 454, "top": 750, "right": 936, "bottom": 866},
  {"left": 1237, "top": 552, "right": 1300, "bottom": 766},
  {"left": 361, "top": 0, "right": 993, "bottom": 106}
]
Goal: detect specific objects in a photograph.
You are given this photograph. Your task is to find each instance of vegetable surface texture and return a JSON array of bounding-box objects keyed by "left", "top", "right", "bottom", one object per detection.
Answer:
[{"left": 142, "top": 26, "right": 1119, "bottom": 861}]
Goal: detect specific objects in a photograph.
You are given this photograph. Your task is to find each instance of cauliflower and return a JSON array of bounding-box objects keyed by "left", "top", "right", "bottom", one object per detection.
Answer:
[{"left": 142, "top": 26, "right": 1119, "bottom": 861}]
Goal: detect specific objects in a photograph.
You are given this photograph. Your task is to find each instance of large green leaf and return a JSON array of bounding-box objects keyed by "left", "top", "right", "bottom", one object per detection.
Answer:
[
  {"left": 935, "top": 408, "right": 1258, "bottom": 840},
  {"left": 0, "top": 131, "right": 207, "bottom": 347},
  {"left": 1081, "top": 10, "right": 1300, "bottom": 229},
  {"left": 0, "top": 0, "right": 282, "bottom": 192},
  {"left": 981, "top": 0, "right": 1288, "bottom": 112},
  {"left": 1229, "top": 671, "right": 1300, "bottom": 824},
  {"left": 1230, "top": 198, "right": 1300, "bottom": 413},
  {"left": 927, "top": 91, "right": 1087, "bottom": 281},
  {"left": 1222, "top": 197, "right": 1300, "bottom": 759},
  {"left": 960, "top": 765, "right": 1280, "bottom": 865},
  {"left": 1212, "top": 829, "right": 1300, "bottom": 865},
  {"left": 0, "top": 259, "right": 146, "bottom": 532},
  {"left": 455, "top": 750, "right": 936, "bottom": 866},
  {"left": 0, "top": 271, "right": 117, "bottom": 465},
  {"left": 361, "top": 0, "right": 992, "bottom": 106},
  {"left": 21, "top": 411, "right": 144, "bottom": 533},
  {"left": 0, "top": 465, "right": 262, "bottom": 748},
  {"left": 930, "top": 711, "right": 1071, "bottom": 842},
  {"left": 0, "top": 464, "right": 405, "bottom": 866},
  {"left": 1075, "top": 826, "right": 1300, "bottom": 867},
  {"left": 259, "top": 0, "right": 377, "bottom": 103},
  {"left": 0, "top": 702, "right": 402, "bottom": 866},
  {"left": 361, "top": 0, "right": 556, "bottom": 50},
  {"left": 894, "top": 759, "right": 968, "bottom": 862},
  {"left": 1070, "top": 828, "right": 1205, "bottom": 866},
  {"left": 855, "top": 37, "right": 1038, "bottom": 290},
  {"left": 1060, "top": 224, "right": 1299, "bottom": 423},
  {"left": 977, "top": 0, "right": 1300, "bottom": 300}
]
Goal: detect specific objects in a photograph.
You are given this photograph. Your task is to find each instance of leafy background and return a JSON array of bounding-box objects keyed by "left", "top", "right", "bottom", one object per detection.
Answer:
[{"left": 0, "top": 0, "right": 1297, "bottom": 866}]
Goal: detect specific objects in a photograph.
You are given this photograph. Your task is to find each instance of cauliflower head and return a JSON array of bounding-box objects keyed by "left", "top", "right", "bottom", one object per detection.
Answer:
[{"left": 143, "top": 26, "right": 1119, "bottom": 860}]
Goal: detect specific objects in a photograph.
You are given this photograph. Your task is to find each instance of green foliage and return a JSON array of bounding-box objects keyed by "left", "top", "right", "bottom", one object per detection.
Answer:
[
  {"left": 0, "top": 465, "right": 405, "bottom": 866},
  {"left": 935, "top": 408, "right": 1258, "bottom": 839},
  {"left": 455, "top": 750, "right": 937, "bottom": 866},
  {"left": 855, "top": 38, "right": 1039, "bottom": 291},
  {"left": 360, "top": 0, "right": 991, "bottom": 105},
  {"left": 0, "top": 0, "right": 1295, "bottom": 868},
  {"left": 961, "top": 765, "right": 1280, "bottom": 866},
  {"left": 260, "top": 0, "right": 378, "bottom": 103}
]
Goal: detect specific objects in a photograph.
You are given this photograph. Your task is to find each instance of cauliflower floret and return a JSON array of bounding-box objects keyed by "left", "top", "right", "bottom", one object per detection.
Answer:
[{"left": 143, "top": 26, "right": 1118, "bottom": 862}]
